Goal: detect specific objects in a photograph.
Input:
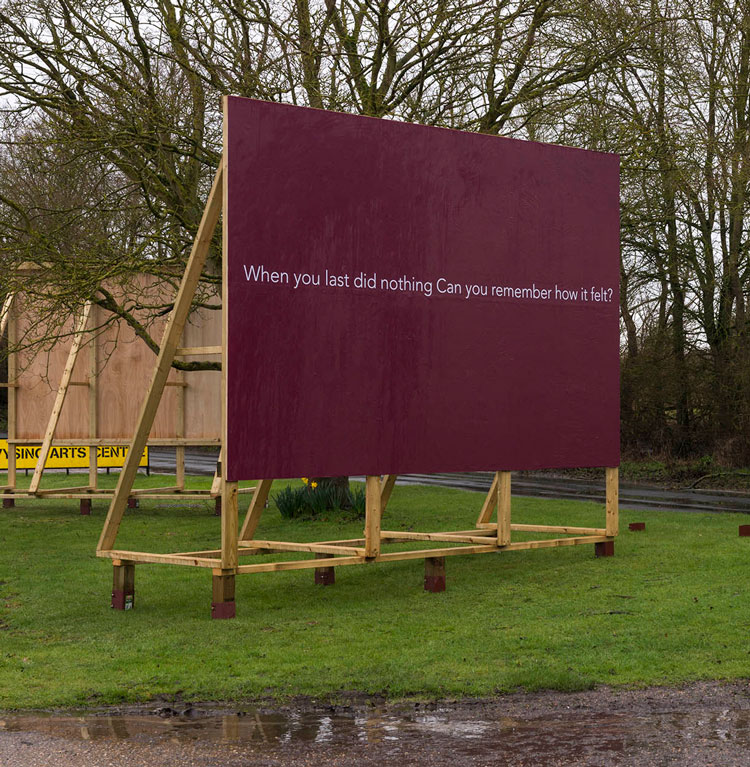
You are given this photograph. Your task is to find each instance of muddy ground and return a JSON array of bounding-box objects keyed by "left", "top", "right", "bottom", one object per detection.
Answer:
[{"left": 2, "top": 680, "right": 750, "bottom": 766}]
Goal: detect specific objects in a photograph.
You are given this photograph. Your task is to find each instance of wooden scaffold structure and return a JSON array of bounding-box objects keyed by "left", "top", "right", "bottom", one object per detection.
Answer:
[
  {"left": 95, "top": 153, "right": 619, "bottom": 620},
  {"left": 1, "top": 276, "right": 228, "bottom": 514}
]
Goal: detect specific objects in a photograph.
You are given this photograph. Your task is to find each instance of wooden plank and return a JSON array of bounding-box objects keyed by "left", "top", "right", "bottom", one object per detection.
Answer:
[
  {"left": 476, "top": 472, "right": 499, "bottom": 525},
  {"left": 210, "top": 448, "right": 223, "bottom": 496},
  {"left": 0, "top": 292, "right": 12, "bottom": 338},
  {"left": 176, "top": 369, "right": 185, "bottom": 489},
  {"left": 236, "top": 556, "right": 367, "bottom": 574},
  {"left": 7, "top": 437, "right": 221, "bottom": 446},
  {"left": 431, "top": 528, "right": 496, "bottom": 537},
  {"left": 504, "top": 535, "right": 608, "bottom": 551},
  {"left": 239, "top": 479, "right": 273, "bottom": 541},
  {"left": 511, "top": 524, "right": 607, "bottom": 535},
  {"left": 379, "top": 530, "right": 500, "bottom": 545},
  {"left": 242, "top": 540, "right": 366, "bottom": 556},
  {"left": 88, "top": 306, "right": 99, "bottom": 489},
  {"left": 100, "top": 550, "right": 221, "bottom": 568},
  {"left": 6, "top": 294, "right": 17, "bottom": 489},
  {"left": 376, "top": 544, "right": 498, "bottom": 561},
  {"left": 498, "top": 471, "right": 511, "bottom": 546},
  {"left": 365, "top": 475, "right": 382, "bottom": 558},
  {"left": 606, "top": 466, "right": 619, "bottom": 537},
  {"left": 129, "top": 486, "right": 184, "bottom": 495},
  {"left": 33, "top": 486, "right": 93, "bottom": 496},
  {"left": 174, "top": 547, "right": 270, "bottom": 558},
  {"left": 97, "top": 164, "right": 224, "bottom": 554},
  {"left": 175, "top": 346, "right": 222, "bottom": 356},
  {"left": 380, "top": 474, "right": 397, "bottom": 508},
  {"left": 29, "top": 302, "right": 93, "bottom": 494},
  {"left": 221, "top": 481, "right": 239, "bottom": 569},
  {"left": 17, "top": 492, "right": 224, "bottom": 500}
]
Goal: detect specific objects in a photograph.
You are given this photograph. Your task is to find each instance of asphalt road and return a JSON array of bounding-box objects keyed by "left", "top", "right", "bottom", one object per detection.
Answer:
[{"left": 147, "top": 447, "right": 750, "bottom": 514}]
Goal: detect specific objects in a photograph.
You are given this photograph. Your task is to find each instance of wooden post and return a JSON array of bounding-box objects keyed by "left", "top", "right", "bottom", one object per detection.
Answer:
[
  {"left": 4, "top": 294, "right": 16, "bottom": 504},
  {"left": 29, "top": 302, "right": 93, "bottom": 494},
  {"left": 212, "top": 448, "right": 223, "bottom": 516},
  {"left": 0, "top": 293, "right": 12, "bottom": 338},
  {"left": 80, "top": 498, "right": 92, "bottom": 515},
  {"left": 88, "top": 305, "right": 99, "bottom": 490},
  {"left": 476, "top": 473, "right": 499, "bottom": 526},
  {"left": 380, "top": 474, "right": 397, "bottom": 509},
  {"left": 497, "top": 471, "right": 511, "bottom": 546},
  {"left": 175, "top": 369, "right": 185, "bottom": 490},
  {"left": 239, "top": 479, "right": 273, "bottom": 541},
  {"left": 314, "top": 552, "right": 336, "bottom": 586},
  {"left": 112, "top": 560, "right": 135, "bottom": 609},
  {"left": 97, "top": 164, "right": 224, "bottom": 554},
  {"left": 605, "top": 466, "right": 619, "bottom": 537},
  {"left": 365, "top": 475, "right": 382, "bottom": 558},
  {"left": 211, "top": 570, "right": 236, "bottom": 619},
  {"left": 424, "top": 556, "right": 446, "bottom": 592},
  {"left": 221, "top": 481, "right": 239, "bottom": 570}
]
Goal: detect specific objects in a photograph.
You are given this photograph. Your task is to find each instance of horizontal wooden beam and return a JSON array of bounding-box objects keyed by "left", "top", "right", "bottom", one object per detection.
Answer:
[
  {"left": 510, "top": 524, "right": 607, "bottom": 535},
  {"left": 380, "top": 530, "right": 499, "bottom": 545},
  {"left": 128, "top": 486, "right": 186, "bottom": 495},
  {"left": 98, "top": 550, "right": 220, "bottom": 567},
  {"left": 236, "top": 556, "right": 367, "bottom": 574},
  {"left": 175, "top": 346, "right": 223, "bottom": 356},
  {"left": 376, "top": 544, "right": 498, "bottom": 561},
  {"left": 10, "top": 491, "right": 222, "bottom": 501},
  {"left": 7, "top": 438, "right": 220, "bottom": 446},
  {"left": 33, "top": 486, "right": 92, "bottom": 495},
  {"left": 504, "top": 535, "right": 609, "bottom": 550},
  {"left": 243, "top": 540, "right": 367, "bottom": 556},
  {"left": 237, "top": 543, "right": 502, "bottom": 574}
]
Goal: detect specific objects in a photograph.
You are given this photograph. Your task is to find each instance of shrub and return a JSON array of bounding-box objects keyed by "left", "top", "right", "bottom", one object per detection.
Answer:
[{"left": 272, "top": 481, "right": 366, "bottom": 520}]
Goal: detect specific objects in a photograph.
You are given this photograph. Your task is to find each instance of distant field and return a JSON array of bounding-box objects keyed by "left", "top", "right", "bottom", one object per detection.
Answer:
[{"left": 1, "top": 476, "right": 748, "bottom": 709}]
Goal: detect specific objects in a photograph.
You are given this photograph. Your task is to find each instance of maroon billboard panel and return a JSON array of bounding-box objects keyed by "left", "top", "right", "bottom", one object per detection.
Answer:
[{"left": 224, "top": 96, "right": 620, "bottom": 481}]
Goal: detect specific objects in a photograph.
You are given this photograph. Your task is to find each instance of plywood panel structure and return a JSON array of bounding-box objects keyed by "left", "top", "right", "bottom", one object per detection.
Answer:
[
  {"left": 1, "top": 276, "right": 222, "bottom": 504},
  {"left": 11, "top": 283, "right": 221, "bottom": 441}
]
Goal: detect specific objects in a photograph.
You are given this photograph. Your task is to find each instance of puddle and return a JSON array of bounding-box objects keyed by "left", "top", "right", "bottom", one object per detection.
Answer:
[{"left": 3, "top": 705, "right": 750, "bottom": 763}]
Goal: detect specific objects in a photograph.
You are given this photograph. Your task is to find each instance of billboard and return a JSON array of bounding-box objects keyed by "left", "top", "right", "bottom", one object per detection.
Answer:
[
  {"left": 224, "top": 96, "right": 620, "bottom": 480},
  {"left": 0, "top": 441, "right": 148, "bottom": 470}
]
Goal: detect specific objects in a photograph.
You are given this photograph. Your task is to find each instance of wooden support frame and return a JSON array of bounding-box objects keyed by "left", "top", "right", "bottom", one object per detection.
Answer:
[
  {"left": 2, "top": 293, "right": 17, "bottom": 504},
  {"left": 2, "top": 283, "right": 224, "bottom": 506},
  {"left": 94, "top": 105, "right": 620, "bottom": 618}
]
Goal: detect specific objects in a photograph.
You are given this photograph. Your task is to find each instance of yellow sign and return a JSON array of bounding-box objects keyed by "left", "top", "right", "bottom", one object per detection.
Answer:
[{"left": 0, "top": 440, "right": 148, "bottom": 470}]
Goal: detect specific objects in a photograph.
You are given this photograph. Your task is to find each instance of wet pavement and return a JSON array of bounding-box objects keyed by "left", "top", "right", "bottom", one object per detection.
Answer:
[
  {"left": 147, "top": 447, "right": 750, "bottom": 514},
  {"left": 3, "top": 681, "right": 750, "bottom": 766}
]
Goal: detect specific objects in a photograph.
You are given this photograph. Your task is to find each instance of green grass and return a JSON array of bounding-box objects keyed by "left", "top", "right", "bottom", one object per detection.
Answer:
[{"left": 1, "top": 475, "right": 749, "bottom": 709}]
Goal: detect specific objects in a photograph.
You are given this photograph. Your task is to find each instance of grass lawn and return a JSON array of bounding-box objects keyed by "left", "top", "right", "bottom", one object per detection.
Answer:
[{"left": 1, "top": 473, "right": 749, "bottom": 709}]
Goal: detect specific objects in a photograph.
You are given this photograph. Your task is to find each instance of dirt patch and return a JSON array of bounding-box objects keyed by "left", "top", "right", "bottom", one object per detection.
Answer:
[{"left": 3, "top": 681, "right": 750, "bottom": 766}]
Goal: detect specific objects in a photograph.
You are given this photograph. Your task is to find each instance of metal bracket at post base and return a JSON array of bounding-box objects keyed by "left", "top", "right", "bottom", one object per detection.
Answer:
[
  {"left": 211, "top": 601, "right": 236, "bottom": 619},
  {"left": 111, "top": 590, "right": 134, "bottom": 610},
  {"left": 595, "top": 540, "right": 615, "bottom": 557}
]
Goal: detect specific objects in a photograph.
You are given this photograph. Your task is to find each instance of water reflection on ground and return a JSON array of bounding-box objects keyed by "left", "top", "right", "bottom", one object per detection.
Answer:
[{"left": 2, "top": 704, "right": 750, "bottom": 764}]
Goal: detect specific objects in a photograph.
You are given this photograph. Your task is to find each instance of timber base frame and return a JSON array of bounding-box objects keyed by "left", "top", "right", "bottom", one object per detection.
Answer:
[
  {"left": 98, "top": 469, "right": 618, "bottom": 619},
  {"left": 93, "top": 143, "right": 620, "bottom": 619}
]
